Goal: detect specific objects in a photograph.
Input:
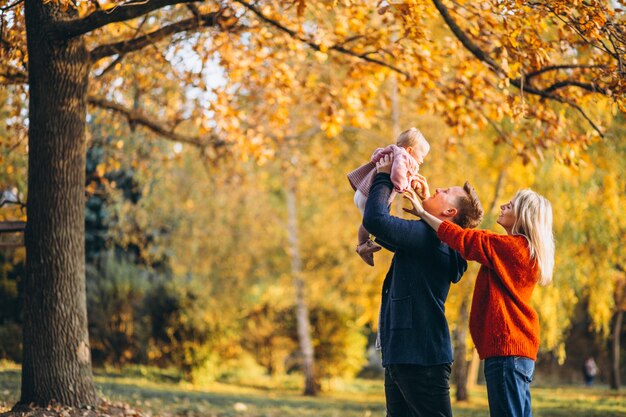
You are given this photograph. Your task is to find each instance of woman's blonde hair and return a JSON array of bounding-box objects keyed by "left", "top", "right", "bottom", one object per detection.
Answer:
[{"left": 512, "top": 189, "right": 555, "bottom": 286}]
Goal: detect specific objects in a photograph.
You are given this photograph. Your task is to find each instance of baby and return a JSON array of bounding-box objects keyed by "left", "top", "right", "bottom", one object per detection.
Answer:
[{"left": 347, "top": 127, "right": 430, "bottom": 266}]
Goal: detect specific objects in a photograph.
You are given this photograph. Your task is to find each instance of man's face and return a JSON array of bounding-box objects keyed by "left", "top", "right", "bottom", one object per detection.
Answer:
[{"left": 422, "top": 186, "right": 465, "bottom": 219}]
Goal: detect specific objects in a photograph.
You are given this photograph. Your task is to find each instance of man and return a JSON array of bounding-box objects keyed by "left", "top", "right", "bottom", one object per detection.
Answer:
[{"left": 363, "top": 155, "right": 483, "bottom": 417}]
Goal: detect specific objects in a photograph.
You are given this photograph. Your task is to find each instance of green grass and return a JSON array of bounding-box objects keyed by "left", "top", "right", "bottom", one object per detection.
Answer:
[{"left": 1, "top": 363, "right": 624, "bottom": 417}]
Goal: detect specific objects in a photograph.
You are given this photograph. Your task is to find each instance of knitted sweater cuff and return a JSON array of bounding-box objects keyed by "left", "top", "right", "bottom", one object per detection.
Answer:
[{"left": 437, "top": 220, "right": 458, "bottom": 241}]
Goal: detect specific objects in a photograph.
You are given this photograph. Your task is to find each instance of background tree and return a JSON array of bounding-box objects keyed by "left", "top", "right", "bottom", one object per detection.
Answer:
[
  {"left": 2, "top": 0, "right": 626, "bottom": 407},
  {"left": 547, "top": 117, "right": 626, "bottom": 389}
]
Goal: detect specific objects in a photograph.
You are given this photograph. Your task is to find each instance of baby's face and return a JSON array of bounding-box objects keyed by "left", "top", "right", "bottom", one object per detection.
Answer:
[{"left": 407, "top": 143, "right": 430, "bottom": 165}]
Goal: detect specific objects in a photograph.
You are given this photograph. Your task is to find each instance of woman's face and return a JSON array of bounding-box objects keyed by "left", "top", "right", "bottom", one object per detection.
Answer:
[{"left": 497, "top": 199, "right": 517, "bottom": 232}]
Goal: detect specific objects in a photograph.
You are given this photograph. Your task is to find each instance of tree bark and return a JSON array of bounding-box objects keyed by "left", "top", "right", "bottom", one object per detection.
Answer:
[
  {"left": 456, "top": 164, "right": 507, "bottom": 398},
  {"left": 20, "top": 0, "right": 97, "bottom": 407},
  {"left": 453, "top": 296, "right": 470, "bottom": 401},
  {"left": 609, "top": 309, "right": 623, "bottom": 390},
  {"left": 390, "top": 73, "right": 400, "bottom": 140},
  {"left": 466, "top": 348, "right": 480, "bottom": 389},
  {"left": 286, "top": 175, "right": 317, "bottom": 396}
]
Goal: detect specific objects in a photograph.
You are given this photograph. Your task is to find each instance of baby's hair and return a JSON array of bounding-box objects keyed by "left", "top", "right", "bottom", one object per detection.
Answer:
[{"left": 397, "top": 127, "right": 429, "bottom": 150}]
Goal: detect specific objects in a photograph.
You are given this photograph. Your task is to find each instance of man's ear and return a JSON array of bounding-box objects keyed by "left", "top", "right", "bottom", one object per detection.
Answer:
[{"left": 444, "top": 207, "right": 458, "bottom": 218}]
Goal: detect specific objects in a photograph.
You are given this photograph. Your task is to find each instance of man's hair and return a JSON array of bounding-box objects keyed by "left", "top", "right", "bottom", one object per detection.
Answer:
[{"left": 454, "top": 182, "right": 484, "bottom": 229}]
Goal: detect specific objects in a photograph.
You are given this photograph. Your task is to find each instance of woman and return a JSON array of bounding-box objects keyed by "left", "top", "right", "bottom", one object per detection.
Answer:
[{"left": 400, "top": 166, "right": 554, "bottom": 417}]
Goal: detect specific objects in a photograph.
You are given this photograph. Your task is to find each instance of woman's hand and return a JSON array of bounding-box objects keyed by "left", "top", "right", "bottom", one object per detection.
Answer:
[
  {"left": 404, "top": 188, "right": 444, "bottom": 232},
  {"left": 403, "top": 189, "right": 426, "bottom": 218},
  {"left": 376, "top": 154, "right": 393, "bottom": 174}
]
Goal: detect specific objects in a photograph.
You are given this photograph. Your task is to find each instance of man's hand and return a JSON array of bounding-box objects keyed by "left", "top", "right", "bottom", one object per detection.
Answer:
[
  {"left": 376, "top": 154, "right": 393, "bottom": 174},
  {"left": 403, "top": 189, "right": 426, "bottom": 218},
  {"left": 411, "top": 174, "right": 430, "bottom": 200}
]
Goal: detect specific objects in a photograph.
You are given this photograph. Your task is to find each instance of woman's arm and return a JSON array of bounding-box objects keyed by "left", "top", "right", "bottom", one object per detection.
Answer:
[
  {"left": 402, "top": 184, "right": 498, "bottom": 269},
  {"left": 402, "top": 189, "right": 442, "bottom": 231}
]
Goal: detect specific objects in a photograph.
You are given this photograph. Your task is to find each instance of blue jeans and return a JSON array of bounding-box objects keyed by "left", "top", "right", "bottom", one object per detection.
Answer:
[
  {"left": 484, "top": 356, "right": 535, "bottom": 417},
  {"left": 385, "top": 363, "right": 453, "bottom": 417}
]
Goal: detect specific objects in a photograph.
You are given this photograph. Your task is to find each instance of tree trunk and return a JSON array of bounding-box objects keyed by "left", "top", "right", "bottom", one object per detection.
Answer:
[
  {"left": 286, "top": 176, "right": 317, "bottom": 396},
  {"left": 610, "top": 309, "right": 623, "bottom": 390},
  {"left": 466, "top": 349, "right": 480, "bottom": 389},
  {"left": 457, "top": 164, "right": 507, "bottom": 398},
  {"left": 20, "top": 0, "right": 97, "bottom": 407},
  {"left": 390, "top": 72, "right": 400, "bottom": 140},
  {"left": 453, "top": 296, "right": 470, "bottom": 401}
]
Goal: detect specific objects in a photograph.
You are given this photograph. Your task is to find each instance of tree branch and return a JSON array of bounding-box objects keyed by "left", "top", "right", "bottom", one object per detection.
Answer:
[
  {"left": 87, "top": 95, "right": 227, "bottom": 148},
  {"left": 185, "top": 3, "right": 201, "bottom": 20},
  {"left": 523, "top": 64, "right": 604, "bottom": 82},
  {"left": 0, "top": 65, "right": 28, "bottom": 84},
  {"left": 234, "top": 0, "right": 411, "bottom": 78},
  {"left": 488, "top": 166, "right": 508, "bottom": 215},
  {"left": 431, "top": 0, "right": 501, "bottom": 72},
  {"left": 543, "top": 80, "right": 607, "bottom": 95},
  {"left": 54, "top": 0, "right": 202, "bottom": 40},
  {"left": 90, "top": 11, "right": 220, "bottom": 61},
  {"left": 0, "top": 184, "right": 26, "bottom": 211},
  {"left": 94, "top": 16, "right": 147, "bottom": 74},
  {"left": 0, "top": 0, "right": 23, "bottom": 12},
  {"left": 94, "top": 52, "right": 127, "bottom": 77},
  {"left": 541, "top": 3, "right": 618, "bottom": 60},
  {"left": 477, "top": 108, "right": 514, "bottom": 148},
  {"left": 431, "top": 0, "right": 605, "bottom": 137},
  {"left": 606, "top": 29, "right": 624, "bottom": 73},
  {"left": 557, "top": 98, "right": 605, "bottom": 137}
]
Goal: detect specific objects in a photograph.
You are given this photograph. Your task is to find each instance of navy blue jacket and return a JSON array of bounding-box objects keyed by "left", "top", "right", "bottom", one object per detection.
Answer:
[{"left": 363, "top": 173, "right": 467, "bottom": 367}]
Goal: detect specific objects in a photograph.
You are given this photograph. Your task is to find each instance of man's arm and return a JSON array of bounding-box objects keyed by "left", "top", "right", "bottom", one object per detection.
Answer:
[
  {"left": 363, "top": 173, "right": 438, "bottom": 252},
  {"left": 374, "top": 236, "right": 397, "bottom": 252}
]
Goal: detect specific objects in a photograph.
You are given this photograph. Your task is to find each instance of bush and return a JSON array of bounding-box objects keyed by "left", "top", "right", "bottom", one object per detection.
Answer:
[
  {"left": 310, "top": 306, "right": 368, "bottom": 379},
  {"left": 240, "top": 302, "right": 297, "bottom": 376},
  {"left": 0, "top": 250, "right": 23, "bottom": 362},
  {"left": 0, "top": 324, "right": 21, "bottom": 362},
  {"left": 277, "top": 303, "right": 368, "bottom": 381},
  {"left": 86, "top": 252, "right": 151, "bottom": 365},
  {"left": 87, "top": 259, "right": 245, "bottom": 382},
  {"left": 144, "top": 279, "right": 240, "bottom": 381}
]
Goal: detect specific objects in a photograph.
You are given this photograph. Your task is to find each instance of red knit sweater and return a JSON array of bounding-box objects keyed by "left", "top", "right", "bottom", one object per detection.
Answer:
[{"left": 437, "top": 221, "right": 540, "bottom": 360}]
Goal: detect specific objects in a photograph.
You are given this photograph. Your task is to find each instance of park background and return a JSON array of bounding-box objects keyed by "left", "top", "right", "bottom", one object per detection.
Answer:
[{"left": 0, "top": 0, "right": 625, "bottom": 416}]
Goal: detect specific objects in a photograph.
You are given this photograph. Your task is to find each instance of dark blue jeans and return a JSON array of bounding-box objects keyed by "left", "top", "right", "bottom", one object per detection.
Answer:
[
  {"left": 385, "top": 363, "right": 453, "bottom": 417},
  {"left": 484, "top": 356, "right": 535, "bottom": 417}
]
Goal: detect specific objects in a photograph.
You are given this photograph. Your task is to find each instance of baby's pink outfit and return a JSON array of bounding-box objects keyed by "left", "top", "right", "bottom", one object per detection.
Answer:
[
  {"left": 348, "top": 144, "right": 420, "bottom": 267},
  {"left": 347, "top": 144, "right": 420, "bottom": 205}
]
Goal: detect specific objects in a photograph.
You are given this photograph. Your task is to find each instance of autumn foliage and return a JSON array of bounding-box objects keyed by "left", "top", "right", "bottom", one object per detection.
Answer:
[{"left": 0, "top": 0, "right": 625, "bottom": 406}]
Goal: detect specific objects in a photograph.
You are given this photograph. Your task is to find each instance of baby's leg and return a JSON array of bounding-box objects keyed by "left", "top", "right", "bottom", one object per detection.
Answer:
[
  {"left": 358, "top": 223, "right": 370, "bottom": 245},
  {"left": 354, "top": 191, "right": 380, "bottom": 265},
  {"left": 354, "top": 191, "right": 372, "bottom": 244},
  {"left": 356, "top": 227, "right": 382, "bottom": 266}
]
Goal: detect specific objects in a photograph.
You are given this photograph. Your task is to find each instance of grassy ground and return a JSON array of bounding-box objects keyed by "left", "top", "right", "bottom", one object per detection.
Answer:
[{"left": 1, "top": 363, "right": 624, "bottom": 417}]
